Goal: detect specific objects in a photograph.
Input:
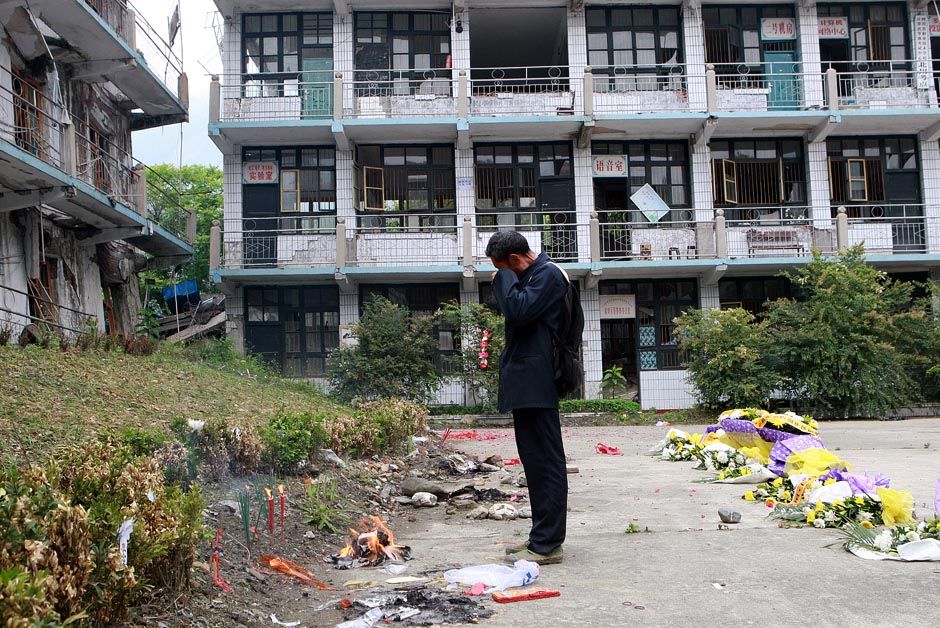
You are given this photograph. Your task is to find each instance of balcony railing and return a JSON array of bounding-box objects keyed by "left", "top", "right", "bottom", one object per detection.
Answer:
[
  {"left": 83, "top": 0, "right": 183, "bottom": 85},
  {"left": 591, "top": 65, "right": 690, "bottom": 114},
  {"left": 213, "top": 209, "right": 939, "bottom": 272},
  {"left": 469, "top": 66, "right": 574, "bottom": 117},
  {"left": 714, "top": 63, "right": 806, "bottom": 111},
  {"left": 220, "top": 76, "right": 335, "bottom": 121},
  {"left": 348, "top": 70, "right": 456, "bottom": 119},
  {"left": 823, "top": 61, "right": 937, "bottom": 110},
  {"left": 0, "top": 64, "right": 186, "bottom": 240}
]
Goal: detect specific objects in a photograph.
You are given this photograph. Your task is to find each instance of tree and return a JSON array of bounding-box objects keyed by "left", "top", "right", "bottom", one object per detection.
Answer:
[
  {"left": 141, "top": 164, "right": 223, "bottom": 294},
  {"left": 437, "top": 301, "right": 505, "bottom": 411},
  {"left": 764, "top": 247, "right": 919, "bottom": 417},
  {"left": 326, "top": 296, "right": 441, "bottom": 404},
  {"left": 675, "top": 307, "right": 777, "bottom": 409}
]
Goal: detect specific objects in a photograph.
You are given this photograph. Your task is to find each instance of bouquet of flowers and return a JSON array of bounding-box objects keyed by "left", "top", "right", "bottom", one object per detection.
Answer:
[
  {"left": 743, "top": 477, "right": 796, "bottom": 505},
  {"left": 838, "top": 517, "right": 940, "bottom": 557},
  {"left": 701, "top": 447, "right": 747, "bottom": 472},
  {"left": 661, "top": 431, "right": 703, "bottom": 462},
  {"left": 801, "top": 495, "right": 884, "bottom": 529}
]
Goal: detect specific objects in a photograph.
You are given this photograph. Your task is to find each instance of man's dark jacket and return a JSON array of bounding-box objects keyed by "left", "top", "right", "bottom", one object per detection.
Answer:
[{"left": 492, "top": 252, "right": 568, "bottom": 413}]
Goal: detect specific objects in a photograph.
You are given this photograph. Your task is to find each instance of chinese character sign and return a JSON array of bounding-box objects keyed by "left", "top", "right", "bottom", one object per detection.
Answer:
[
  {"left": 243, "top": 162, "right": 279, "bottom": 184},
  {"left": 818, "top": 17, "right": 848, "bottom": 39},
  {"left": 592, "top": 155, "right": 628, "bottom": 177},
  {"left": 761, "top": 18, "right": 796, "bottom": 41},
  {"left": 931, "top": 16, "right": 940, "bottom": 37}
]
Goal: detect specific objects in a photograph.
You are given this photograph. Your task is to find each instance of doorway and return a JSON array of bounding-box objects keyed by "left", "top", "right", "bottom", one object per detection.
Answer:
[
  {"left": 469, "top": 8, "right": 568, "bottom": 85},
  {"left": 594, "top": 179, "right": 630, "bottom": 259},
  {"left": 538, "top": 179, "right": 576, "bottom": 261},
  {"left": 765, "top": 51, "right": 800, "bottom": 109}
]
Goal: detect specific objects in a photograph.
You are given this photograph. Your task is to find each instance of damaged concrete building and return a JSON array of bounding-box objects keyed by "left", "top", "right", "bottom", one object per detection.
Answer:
[{"left": 0, "top": 0, "right": 193, "bottom": 339}]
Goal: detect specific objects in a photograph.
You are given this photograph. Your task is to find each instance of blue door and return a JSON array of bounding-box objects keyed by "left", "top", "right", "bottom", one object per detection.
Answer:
[{"left": 765, "top": 52, "right": 800, "bottom": 110}]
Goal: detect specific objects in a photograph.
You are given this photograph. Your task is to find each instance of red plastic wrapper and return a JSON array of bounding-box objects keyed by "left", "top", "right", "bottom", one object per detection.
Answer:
[
  {"left": 503, "top": 458, "right": 521, "bottom": 466},
  {"left": 492, "top": 587, "right": 560, "bottom": 603},
  {"left": 595, "top": 443, "right": 623, "bottom": 456}
]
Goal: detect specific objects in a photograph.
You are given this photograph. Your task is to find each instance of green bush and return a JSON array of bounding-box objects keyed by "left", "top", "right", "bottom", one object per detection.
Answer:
[
  {"left": 559, "top": 398, "right": 640, "bottom": 414},
  {"left": 599, "top": 365, "right": 630, "bottom": 399},
  {"left": 324, "top": 399, "right": 428, "bottom": 457},
  {"left": 437, "top": 301, "right": 506, "bottom": 412},
  {"left": 0, "top": 441, "right": 206, "bottom": 626},
  {"left": 765, "top": 248, "right": 923, "bottom": 417},
  {"left": 259, "top": 411, "right": 328, "bottom": 472},
  {"left": 120, "top": 427, "right": 169, "bottom": 457},
  {"left": 675, "top": 307, "right": 778, "bottom": 410},
  {"left": 327, "top": 297, "right": 441, "bottom": 404}
]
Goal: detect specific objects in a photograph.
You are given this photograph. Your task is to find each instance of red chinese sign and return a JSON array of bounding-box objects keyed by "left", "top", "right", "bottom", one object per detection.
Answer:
[
  {"left": 761, "top": 17, "right": 796, "bottom": 41},
  {"left": 818, "top": 17, "right": 848, "bottom": 39},
  {"left": 243, "top": 162, "right": 279, "bottom": 184},
  {"left": 592, "top": 155, "right": 627, "bottom": 177}
]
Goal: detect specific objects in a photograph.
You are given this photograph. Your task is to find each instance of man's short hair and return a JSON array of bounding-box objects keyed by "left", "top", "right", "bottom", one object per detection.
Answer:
[{"left": 485, "top": 231, "right": 531, "bottom": 262}]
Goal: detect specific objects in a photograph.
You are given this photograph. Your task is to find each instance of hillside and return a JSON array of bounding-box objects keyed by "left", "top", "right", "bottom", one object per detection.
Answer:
[{"left": 0, "top": 342, "right": 347, "bottom": 461}]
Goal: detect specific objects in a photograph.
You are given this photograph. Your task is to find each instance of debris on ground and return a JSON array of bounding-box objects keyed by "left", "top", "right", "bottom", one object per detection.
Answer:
[
  {"left": 488, "top": 504, "right": 519, "bottom": 521},
  {"left": 441, "top": 430, "right": 506, "bottom": 441},
  {"left": 400, "top": 477, "right": 450, "bottom": 499},
  {"left": 718, "top": 508, "right": 742, "bottom": 524},
  {"left": 330, "top": 516, "right": 412, "bottom": 569},
  {"left": 566, "top": 465, "right": 580, "bottom": 474},
  {"left": 321, "top": 448, "right": 348, "bottom": 468},
  {"left": 443, "top": 560, "right": 540, "bottom": 592},
  {"left": 410, "top": 492, "right": 438, "bottom": 507},
  {"left": 492, "top": 587, "right": 561, "bottom": 603},
  {"left": 260, "top": 555, "right": 335, "bottom": 590},
  {"left": 595, "top": 443, "right": 624, "bottom": 456},
  {"left": 338, "top": 589, "right": 495, "bottom": 626}
]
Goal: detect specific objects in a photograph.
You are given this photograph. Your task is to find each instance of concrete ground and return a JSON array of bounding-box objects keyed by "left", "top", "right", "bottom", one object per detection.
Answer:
[{"left": 401, "top": 420, "right": 940, "bottom": 627}]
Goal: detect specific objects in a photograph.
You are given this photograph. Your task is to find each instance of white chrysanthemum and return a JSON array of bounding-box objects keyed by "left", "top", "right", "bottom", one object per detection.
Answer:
[
  {"left": 874, "top": 531, "right": 893, "bottom": 552},
  {"left": 813, "top": 518, "right": 826, "bottom": 528},
  {"left": 716, "top": 452, "right": 729, "bottom": 464},
  {"left": 858, "top": 511, "right": 872, "bottom": 521},
  {"left": 905, "top": 531, "right": 921, "bottom": 543}
]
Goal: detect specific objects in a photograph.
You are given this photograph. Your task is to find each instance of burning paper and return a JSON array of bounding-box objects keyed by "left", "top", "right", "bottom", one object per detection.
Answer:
[{"left": 331, "top": 516, "right": 412, "bottom": 569}]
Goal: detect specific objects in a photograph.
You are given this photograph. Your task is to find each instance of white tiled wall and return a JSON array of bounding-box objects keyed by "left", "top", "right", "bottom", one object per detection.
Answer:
[
  {"left": 807, "top": 141, "right": 832, "bottom": 227},
  {"left": 580, "top": 285, "right": 602, "bottom": 399},
  {"left": 573, "top": 145, "right": 594, "bottom": 263},
  {"left": 567, "top": 8, "right": 587, "bottom": 113},
  {"left": 920, "top": 138, "right": 940, "bottom": 254},
  {"left": 640, "top": 369, "right": 696, "bottom": 411},
  {"left": 797, "top": 2, "right": 823, "bottom": 108},
  {"left": 681, "top": 1, "right": 707, "bottom": 112},
  {"left": 334, "top": 11, "right": 354, "bottom": 112}
]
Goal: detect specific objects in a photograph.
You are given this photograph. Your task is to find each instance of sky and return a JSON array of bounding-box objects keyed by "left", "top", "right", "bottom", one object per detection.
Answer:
[{"left": 132, "top": 0, "right": 223, "bottom": 168}]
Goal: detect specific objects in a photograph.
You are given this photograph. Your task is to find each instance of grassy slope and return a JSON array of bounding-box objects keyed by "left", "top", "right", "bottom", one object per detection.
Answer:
[{"left": 0, "top": 344, "right": 348, "bottom": 461}]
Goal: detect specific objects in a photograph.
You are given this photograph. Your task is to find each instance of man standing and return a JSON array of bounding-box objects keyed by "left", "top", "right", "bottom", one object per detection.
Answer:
[{"left": 486, "top": 231, "right": 568, "bottom": 565}]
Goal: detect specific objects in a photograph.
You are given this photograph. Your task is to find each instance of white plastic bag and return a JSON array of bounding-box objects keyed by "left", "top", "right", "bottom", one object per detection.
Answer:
[
  {"left": 443, "top": 560, "right": 539, "bottom": 592},
  {"left": 805, "top": 481, "right": 854, "bottom": 505}
]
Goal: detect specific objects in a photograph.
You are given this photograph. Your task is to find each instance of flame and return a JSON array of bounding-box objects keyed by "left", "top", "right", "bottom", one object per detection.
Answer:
[
  {"left": 331, "top": 516, "right": 410, "bottom": 567},
  {"left": 264, "top": 488, "right": 272, "bottom": 499},
  {"left": 278, "top": 484, "right": 285, "bottom": 495}
]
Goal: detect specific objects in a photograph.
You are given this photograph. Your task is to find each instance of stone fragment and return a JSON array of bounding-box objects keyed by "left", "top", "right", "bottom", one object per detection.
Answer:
[
  {"left": 566, "top": 465, "right": 580, "bottom": 474},
  {"left": 479, "top": 463, "right": 501, "bottom": 473},
  {"left": 718, "top": 508, "right": 742, "bottom": 524},
  {"left": 468, "top": 506, "right": 490, "bottom": 520},
  {"left": 217, "top": 500, "right": 239, "bottom": 514},
  {"left": 400, "top": 477, "right": 449, "bottom": 499},
  {"left": 411, "top": 492, "right": 438, "bottom": 507},
  {"left": 488, "top": 503, "right": 519, "bottom": 521},
  {"left": 518, "top": 507, "right": 533, "bottom": 519}
]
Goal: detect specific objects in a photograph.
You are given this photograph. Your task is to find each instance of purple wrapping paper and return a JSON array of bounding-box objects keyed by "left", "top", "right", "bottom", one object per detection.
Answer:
[
  {"left": 819, "top": 469, "right": 890, "bottom": 496},
  {"left": 768, "top": 435, "right": 826, "bottom": 477},
  {"left": 719, "top": 418, "right": 759, "bottom": 434},
  {"left": 757, "top": 427, "right": 792, "bottom": 443}
]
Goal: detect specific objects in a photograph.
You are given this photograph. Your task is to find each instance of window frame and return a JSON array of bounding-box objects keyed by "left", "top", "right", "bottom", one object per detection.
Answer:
[
  {"left": 586, "top": 6, "right": 684, "bottom": 77},
  {"left": 242, "top": 12, "right": 333, "bottom": 78},
  {"left": 354, "top": 11, "right": 452, "bottom": 80},
  {"left": 242, "top": 146, "right": 338, "bottom": 219},
  {"left": 711, "top": 138, "right": 807, "bottom": 220},
  {"left": 817, "top": 3, "right": 909, "bottom": 66},
  {"left": 827, "top": 136, "right": 921, "bottom": 216},
  {"left": 702, "top": 5, "right": 797, "bottom": 70},
  {"left": 354, "top": 144, "right": 456, "bottom": 216}
]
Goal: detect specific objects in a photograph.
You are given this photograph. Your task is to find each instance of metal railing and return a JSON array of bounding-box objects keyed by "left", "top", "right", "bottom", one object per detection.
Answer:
[
  {"left": 220, "top": 75, "right": 334, "bottom": 121},
  {"left": 348, "top": 69, "right": 456, "bottom": 118},
  {"left": 823, "top": 61, "right": 937, "bottom": 110},
  {"left": 214, "top": 210, "right": 939, "bottom": 271},
  {"left": 469, "top": 66, "right": 574, "bottom": 116},
  {"left": 0, "top": 65, "right": 187, "bottom": 239},
  {"left": 591, "top": 64, "right": 690, "bottom": 114},
  {"left": 837, "top": 205, "right": 932, "bottom": 254},
  {"left": 714, "top": 63, "right": 806, "bottom": 111},
  {"left": 83, "top": 1, "right": 183, "bottom": 90}
]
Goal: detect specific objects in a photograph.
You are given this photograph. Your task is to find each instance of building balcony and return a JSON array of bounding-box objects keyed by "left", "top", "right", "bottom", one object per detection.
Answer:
[
  {"left": 28, "top": 0, "right": 188, "bottom": 128},
  {"left": 0, "top": 66, "right": 192, "bottom": 261},
  {"left": 212, "top": 208, "right": 940, "bottom": 281}
]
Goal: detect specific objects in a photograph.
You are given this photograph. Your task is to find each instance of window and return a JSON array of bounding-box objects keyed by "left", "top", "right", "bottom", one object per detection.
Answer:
[
  {"left": 360, "top": 284, "right": 460, "bottom": 372},
  {"left": 12, "top": 72, "right": 45, "bottom": 158},
  {"left": 474, "top": 143, "right": 572, "bottom": 218},
  {"left": 703, "top": 6, "right": 796, "bottom": 71},
  {"left": 592, "top": 141, "right": 691, "bottom": 222},
  {"left": 242, "top": 147, "right": 336, "bottom": 217},
  {"left": 243, "top": 12, "right": 332, "bottom": 75},
  {"left": 711, "top": 139, "right": 806, "bottom": 220},
  {"left": 719, "top": 277, "right": 795, "bottom": 317},
  {"left": 600, "top": 280, "right": 697, "bottom": 371},
  {"left": 818, "top": 4, "right": 908, "bottom": 66},
  {"left": 354, "top": 12, "right": 451, "bottom": 79},
  {"left": 828, "top": 136, "right": 920, "bottom": 218},
  {"left": 246, "top": 287, "right": 279, "bottom": 322},
  {"left": 586, "top": 6, "right": 682, "bottom": 90},
  {"left": 355, "top": 145, "right": 455, "bottom": 221}
]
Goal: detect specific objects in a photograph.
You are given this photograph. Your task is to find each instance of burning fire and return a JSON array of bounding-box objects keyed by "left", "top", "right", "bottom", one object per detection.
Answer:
[{"left": 332, "top": 515, "right": 411, "bottom": 568}]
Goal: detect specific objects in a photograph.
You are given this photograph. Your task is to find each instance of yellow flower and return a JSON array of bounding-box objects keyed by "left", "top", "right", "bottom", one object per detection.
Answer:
[
  {"left": 806, "top": 511, "right": 816, "bottom": 523},
  {"left": 781, "top": 491, "right": 792, "bottom": 501},
  {"left": 743, "top": 491, "right": 755, "bottom": 501},
  {"left": 772, "top": 478, "right": 784, "bottom": 488},
  {"left": 815, "top": 501, "right": 824, "bottom": 511},
  {"left": 834, "top": 499, "right": 843, "bottom": 507},
  {"left": 861, "top": 520, "right": 874, "bottom": 529},
  {"left": 824, "top": 478, "right": 836, "bottom": 486},
  {"left": 855, "top": 497, "right": 864, "bottom": 505},
  {"left": 690, "top": 433, "right": 702, "bottom": 445}
]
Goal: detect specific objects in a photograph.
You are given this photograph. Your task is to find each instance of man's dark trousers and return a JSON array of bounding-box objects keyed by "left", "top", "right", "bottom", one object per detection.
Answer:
[{"left": 513, "top": 406, "right": 567, "bottom": 554}]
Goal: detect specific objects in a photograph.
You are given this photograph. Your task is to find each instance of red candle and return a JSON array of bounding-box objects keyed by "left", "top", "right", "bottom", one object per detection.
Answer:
[
  {"left": 278, "top": 485, "right": 286, "bottom": 527},
  {"left": 265, "top": 488, "right": 274, "bottom": 534}
]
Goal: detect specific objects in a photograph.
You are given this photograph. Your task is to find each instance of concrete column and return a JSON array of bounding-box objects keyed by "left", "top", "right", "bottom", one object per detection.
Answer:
[
  {"left": 714, "top": 209, "right": 727, "bottom": 258},
  {"left": 682, "top": 1, "right": 708, "bottom": 112},
  {"left": 580, "top": 284, "right": 602, "bottom": 400},
  {"left": 335, "top": 218, "right": 346, "bottom": 268},
  {"left": 333, "top": 11, "right": 355, "bottom": 114},
  {"left": 209, "top": 220, "right": 221, "bottom": 270},
  {"left": 451, "top": 7, "right": 470, "bottom": 73},
  {"left": 797, "top": 1, "right": 824, "bottom": 108},
  {"left": 919, "top": 137, "right": 940, "bottom": 253},
  {"left": 209, "top": 75, "right": 221, "bottom": 123},
  {"left": 455, "top": 146, "right": 476, "bottom": 259},
  {"left": 573, "top": 144, "right": 594, "bottom": 263},
  {"left": 691, "top": 141, "right": 716, "bottom": 257},
  {"left": 705, "top": 65, "right": 717, "bottom": 112},
  {"left": 226, "top": 288, "right": 246, "bottom": 353},
  {"left": 806, "top": 141, "right": 834, "bottom": 251},
  {"left": 589, "top": 212, "right": 600, "bottom": 263},
  {"left": 186, "top": 207, "right": 197, "bottom": 244},
  {"left": 458, "top": 284, "right": 480, "bottom": 406},
  {"left": 836, "top": 207, "right": 849, "bottom": 250},
  {"left": 567, "top": 7, "right": 587, "bottom": 114}
]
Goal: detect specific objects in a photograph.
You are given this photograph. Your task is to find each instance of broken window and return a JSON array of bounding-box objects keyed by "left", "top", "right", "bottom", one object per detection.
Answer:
[
  {"left": 586, "top": 6, "right": 682, "bottom": 91},
  {"left": 827, "top": 136, "right": 920, "bottom": 218},
  {"left": 711, "top": 139, "right": 806, "bottom": 220},
  {"left": 354, "top": 145, "right": 456, "bottom": 223},
  {"left": 11, "top": 72, "right": 45, "bottom": 158}
]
